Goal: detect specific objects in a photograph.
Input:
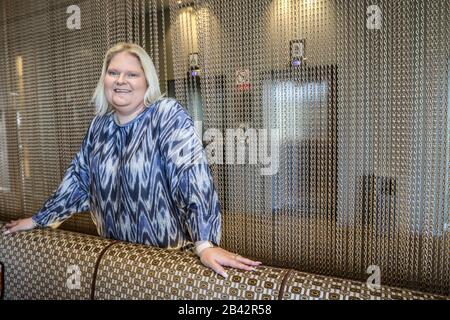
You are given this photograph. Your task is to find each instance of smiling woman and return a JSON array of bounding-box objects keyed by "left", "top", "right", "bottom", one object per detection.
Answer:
[
  {"left": 2, "top": 42, "right": 261, "bottom": 278},
  {"left": 103, "top": 52, "right": 148, "bottom": 125},
  {"left": 92, "top": 43, "right": 161, "bottom": 120}
]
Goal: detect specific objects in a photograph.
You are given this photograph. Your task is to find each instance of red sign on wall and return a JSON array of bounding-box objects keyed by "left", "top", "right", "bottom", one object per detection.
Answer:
[{"left": 236, "top": 68, "right": 251, "bottom": 91}]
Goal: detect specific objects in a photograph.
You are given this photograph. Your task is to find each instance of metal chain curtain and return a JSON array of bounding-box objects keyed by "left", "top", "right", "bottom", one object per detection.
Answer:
[
  {"left": 0, "top": 0, "right": 448, "bottom": 295},
  {"left": 170, "top": 0, "right": 449, "bottom": 295}
]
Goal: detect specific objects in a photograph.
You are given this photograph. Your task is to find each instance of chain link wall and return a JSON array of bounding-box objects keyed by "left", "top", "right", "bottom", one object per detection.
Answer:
[{"left": 169, "top": 0, "right": 448, "bottom": 295}]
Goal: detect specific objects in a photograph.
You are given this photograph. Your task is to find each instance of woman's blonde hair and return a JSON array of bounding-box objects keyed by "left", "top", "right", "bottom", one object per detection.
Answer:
[{"left": 92, "top": 42, "right": 162, "bottom": 115}]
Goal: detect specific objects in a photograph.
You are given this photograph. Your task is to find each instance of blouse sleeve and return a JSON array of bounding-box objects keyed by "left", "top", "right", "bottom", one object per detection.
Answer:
[
  {"left": 158, "top": 100, "right": 221, "bottom": 245},
  {"left": 31, "top": 118, "right": 95, "bottom": 228}
]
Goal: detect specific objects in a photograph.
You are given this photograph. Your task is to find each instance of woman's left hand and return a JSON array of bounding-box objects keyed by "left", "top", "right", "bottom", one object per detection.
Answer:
[{"left": 199, "top": 247, "right": 262, "bottom": 278}]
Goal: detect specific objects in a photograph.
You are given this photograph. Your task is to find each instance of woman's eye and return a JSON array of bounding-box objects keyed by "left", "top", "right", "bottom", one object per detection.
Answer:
[
  {"left": 108, "top": 71, "right": 118, "bottom": 76},
  {"left": 128, "top": 73, "right": 138, "bottom": 78}
]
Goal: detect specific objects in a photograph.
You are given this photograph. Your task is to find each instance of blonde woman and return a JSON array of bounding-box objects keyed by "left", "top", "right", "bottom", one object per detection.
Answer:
[{"left": 3, "top": 42, "right": 261, "bottom": 278}]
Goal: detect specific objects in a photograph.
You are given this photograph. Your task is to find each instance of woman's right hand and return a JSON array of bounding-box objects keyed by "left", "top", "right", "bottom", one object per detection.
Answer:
[{"left": 2, "top": 217, "right": 36, "bottom": 235}]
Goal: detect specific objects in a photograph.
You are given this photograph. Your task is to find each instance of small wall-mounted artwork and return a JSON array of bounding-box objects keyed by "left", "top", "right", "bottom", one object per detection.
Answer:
[
  {"left": 290, "top": 39, "right": 305, "bottom": 67},
  {"left": 189, "top": 52, "right": 199, "bottom": 69},
  {"left": 189, "top": 52, "right": 200, "bottom": 77}
]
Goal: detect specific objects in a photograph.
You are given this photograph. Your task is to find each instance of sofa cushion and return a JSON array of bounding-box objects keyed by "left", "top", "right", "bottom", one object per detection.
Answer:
[
  {"left": 282, "top": 270, "right": 447, "bottom": 300},
  {"left": 94, "top": 242, "right": 288, "bottom": 300},
  {"left": 0, "top": 222, "right": 115, "bottom": 299}
]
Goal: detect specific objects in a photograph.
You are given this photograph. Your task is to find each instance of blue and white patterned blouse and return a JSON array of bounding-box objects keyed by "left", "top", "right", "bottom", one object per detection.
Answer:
[{"left": 32, "top": 98, "right": 221, "bottom": 250}]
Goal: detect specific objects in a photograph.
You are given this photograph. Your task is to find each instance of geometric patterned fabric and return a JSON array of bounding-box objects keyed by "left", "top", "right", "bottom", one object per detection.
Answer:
[
  {"left": 1, "top": 222, "right": 447, "bottom": 300},
  {"left": 94, "top": 242, "right": 286, "bottom": 300},
  {"left": 282, "top": 270, "right": 448, "bottom": 300},
  {"left": 0, "top": 222, "right": 114, "bottom": 299}
]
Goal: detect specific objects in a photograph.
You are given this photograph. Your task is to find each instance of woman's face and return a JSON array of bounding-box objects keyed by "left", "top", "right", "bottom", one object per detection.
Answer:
[{"left": 104, "top": 51, "right": 148, "bottom": 116}]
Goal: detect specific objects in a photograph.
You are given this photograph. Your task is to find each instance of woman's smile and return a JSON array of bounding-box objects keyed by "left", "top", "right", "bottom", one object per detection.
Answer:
[{"left": 114, "top": 89, "right": 131, "bottom": 93}]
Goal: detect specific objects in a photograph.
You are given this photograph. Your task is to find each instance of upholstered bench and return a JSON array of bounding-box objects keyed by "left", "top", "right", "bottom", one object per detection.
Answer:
[
  {"left": 0, "top": 224, "right": 114, "bottom": 299},
  {"left": 0, "top": 221, "right": 446, "bottom": 300}
]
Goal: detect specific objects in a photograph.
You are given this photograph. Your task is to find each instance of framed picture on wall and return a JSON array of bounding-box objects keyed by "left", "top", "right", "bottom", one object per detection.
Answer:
[
  {"left": 189, "top": 52, "right": 199, "bottom": 70},
  {"left": 290, "top": 39, "right": 305, "bottom": 67}
]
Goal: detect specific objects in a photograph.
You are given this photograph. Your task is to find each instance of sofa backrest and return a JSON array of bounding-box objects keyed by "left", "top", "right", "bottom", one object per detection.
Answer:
[
  {"left": 0, "top": 222, "right": 447, "bottom": 300},
  {"left": 0, "top": 225, "right": 114, "bottom": 299}
]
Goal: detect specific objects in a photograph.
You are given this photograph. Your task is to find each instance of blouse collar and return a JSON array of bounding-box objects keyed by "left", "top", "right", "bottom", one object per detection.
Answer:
[{"left": 112, "top": 105, "right": 152, "bottom": 127}]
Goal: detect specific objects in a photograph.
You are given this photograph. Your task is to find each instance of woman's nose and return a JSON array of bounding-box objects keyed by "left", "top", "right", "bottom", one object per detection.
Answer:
[{"left": 116, "top": 74, "right": 126, "bottom": 84}]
